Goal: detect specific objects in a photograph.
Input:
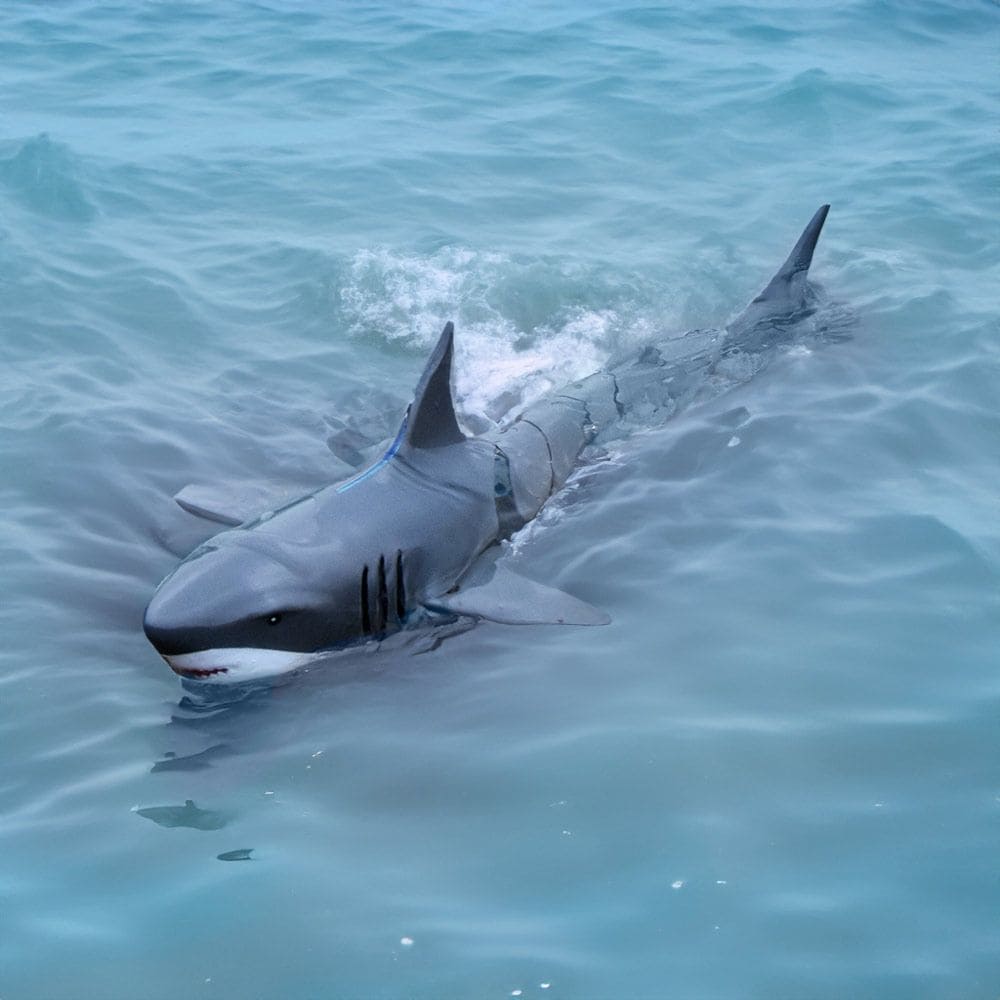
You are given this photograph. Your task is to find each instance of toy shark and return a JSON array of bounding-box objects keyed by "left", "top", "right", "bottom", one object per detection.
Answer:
[{"left": 144, "top": 205, "right": 830, "bottom": 682}]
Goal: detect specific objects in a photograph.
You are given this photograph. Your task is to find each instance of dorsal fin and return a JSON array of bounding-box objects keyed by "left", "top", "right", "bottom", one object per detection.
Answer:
[{"left": 404, "top": 321, "right": 465, "bottom": 449}]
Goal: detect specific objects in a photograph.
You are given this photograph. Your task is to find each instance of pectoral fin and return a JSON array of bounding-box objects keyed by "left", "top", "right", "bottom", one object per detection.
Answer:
[
  {"left": 173, "top": 483, "right": 284, "bottom": 526},
  {"left": 426, "top": 559, "right": 610, "bottom": 626}
]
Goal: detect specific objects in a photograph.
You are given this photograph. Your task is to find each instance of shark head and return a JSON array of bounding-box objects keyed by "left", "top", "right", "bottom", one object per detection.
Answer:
[
  {"left": 142, "top": 455, "right": 453, "bottom": 680},
  {"left": 142, "top": 528, "right": 372, "bottom": 682},
  {"left": 143, "top": 322, "right": 499, "bottom": 684}
]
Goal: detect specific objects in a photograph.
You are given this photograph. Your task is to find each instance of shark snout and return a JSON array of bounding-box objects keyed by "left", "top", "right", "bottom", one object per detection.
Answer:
[
  {"left": 144, "top": 590, "right": 319, "bottom": 682},
  {"left": 142, "top": 592, "right": 203, "bottom": 658},
  {"left": 142, "top": 539, "right": 284, "bottom": 657}
]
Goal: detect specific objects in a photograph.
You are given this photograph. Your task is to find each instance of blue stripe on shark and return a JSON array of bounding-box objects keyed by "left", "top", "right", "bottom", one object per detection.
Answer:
[{"left": 335, "top": 413, "right": 409, "bottom": 494}]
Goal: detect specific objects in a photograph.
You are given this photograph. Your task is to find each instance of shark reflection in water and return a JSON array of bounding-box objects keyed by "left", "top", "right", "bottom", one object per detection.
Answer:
[{"left": 134, "top": 799, "right": 229, "bottom": 831}]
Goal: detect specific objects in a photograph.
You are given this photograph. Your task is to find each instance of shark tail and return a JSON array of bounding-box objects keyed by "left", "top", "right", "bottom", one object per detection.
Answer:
[{"left": 727, "top": 204, "right": 830, "bottom": 336}]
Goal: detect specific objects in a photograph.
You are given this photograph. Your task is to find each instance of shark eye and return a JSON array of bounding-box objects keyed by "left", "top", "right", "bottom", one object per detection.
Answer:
[{"left": 265, "top": 613, "right": 283, "bottom": 626}]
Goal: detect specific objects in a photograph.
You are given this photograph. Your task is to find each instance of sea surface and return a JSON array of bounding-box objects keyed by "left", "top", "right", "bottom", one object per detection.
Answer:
[{"left": 1, "top": 2, "right": 998, "bottom": 998}]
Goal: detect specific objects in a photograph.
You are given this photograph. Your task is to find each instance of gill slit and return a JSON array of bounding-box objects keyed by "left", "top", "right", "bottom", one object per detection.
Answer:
[
  {"left": 395, "top": 550, "right": 406, "bottom": 620},
  {"left": 377, "top": 555, "right": 389, "bottom": 632},
  {"left": 360, "top": 564, "right": 371, "bottom": 635}
]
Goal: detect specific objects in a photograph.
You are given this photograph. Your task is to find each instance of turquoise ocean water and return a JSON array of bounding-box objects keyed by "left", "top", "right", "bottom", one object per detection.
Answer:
[{"left": 1, "top": 2, "right": 998, "bottom": 998}]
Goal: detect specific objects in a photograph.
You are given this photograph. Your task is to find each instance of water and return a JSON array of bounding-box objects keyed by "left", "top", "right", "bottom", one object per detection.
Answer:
[{"left": 1, "top": 2, "right": 997, "bottom": 997}]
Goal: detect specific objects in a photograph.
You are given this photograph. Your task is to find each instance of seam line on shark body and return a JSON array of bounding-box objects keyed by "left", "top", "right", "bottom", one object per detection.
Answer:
[
  {"left": 555, "top": 393, "right": 600, "bottom": 443},
  {"left": 516, "top": 418, "right": 556, "bottom": 498}
]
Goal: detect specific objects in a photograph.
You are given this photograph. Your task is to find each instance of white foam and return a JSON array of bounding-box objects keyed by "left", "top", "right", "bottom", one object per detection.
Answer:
[{"left": 341, "top": 247, "right": 613, "bottom": 421}]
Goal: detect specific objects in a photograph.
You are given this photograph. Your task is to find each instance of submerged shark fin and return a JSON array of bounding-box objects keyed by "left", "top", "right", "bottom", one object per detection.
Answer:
[
  {"left": 174, "top": 486, "right": 245, "bottom": 526},
  {"left": 173, "top": 483, "right": 291, "bottom": 526},
  {"left": 425, "top": 556, "right": 610, "bottom": 626},
  {"left": 729, "top": 204, "right": 830, "bottom": 332},
  {"left": 403, "top": 321, "right": 466, "bottom": 449}
]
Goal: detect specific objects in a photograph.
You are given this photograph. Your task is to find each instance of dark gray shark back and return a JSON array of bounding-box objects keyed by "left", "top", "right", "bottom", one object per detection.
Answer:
[{"left": 491, "top": 204, "right": 833, "bottom": 485}]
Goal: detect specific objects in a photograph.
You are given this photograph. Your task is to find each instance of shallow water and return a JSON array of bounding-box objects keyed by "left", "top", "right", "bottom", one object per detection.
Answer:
[{"left": 1, "top": 2, "right": 998, "bottom": 998}]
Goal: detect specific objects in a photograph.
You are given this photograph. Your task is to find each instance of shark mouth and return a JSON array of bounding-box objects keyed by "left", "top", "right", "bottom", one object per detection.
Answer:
[
  {"left": 163, "top": 648, "right": 322, "bottom": 683},
  {"left": 171, "top": 665, "right": 230, "bottom": 679}
]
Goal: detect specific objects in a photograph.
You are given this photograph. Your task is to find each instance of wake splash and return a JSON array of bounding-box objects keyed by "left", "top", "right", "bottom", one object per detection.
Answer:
[
  {"left": 340, "top": 245, "right": 665, "bottom": 421},
  {"left": 337, "top": 241, "right": 852, "bottom": 438}
]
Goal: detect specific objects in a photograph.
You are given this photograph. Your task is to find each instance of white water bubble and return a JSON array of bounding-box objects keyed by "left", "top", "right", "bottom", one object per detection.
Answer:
[{"left": 340, "top": 246, "right": 612, "bottom": 421}]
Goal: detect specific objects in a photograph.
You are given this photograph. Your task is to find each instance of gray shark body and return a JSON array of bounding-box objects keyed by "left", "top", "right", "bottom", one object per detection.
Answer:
[{"left": 144, "top": 206, "right": 831, "bottom": 682}]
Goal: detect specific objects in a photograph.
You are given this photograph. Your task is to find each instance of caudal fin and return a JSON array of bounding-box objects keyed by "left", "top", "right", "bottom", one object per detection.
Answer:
[{"left": 728, "top": 204, "right": 830, "bottom": 336}]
